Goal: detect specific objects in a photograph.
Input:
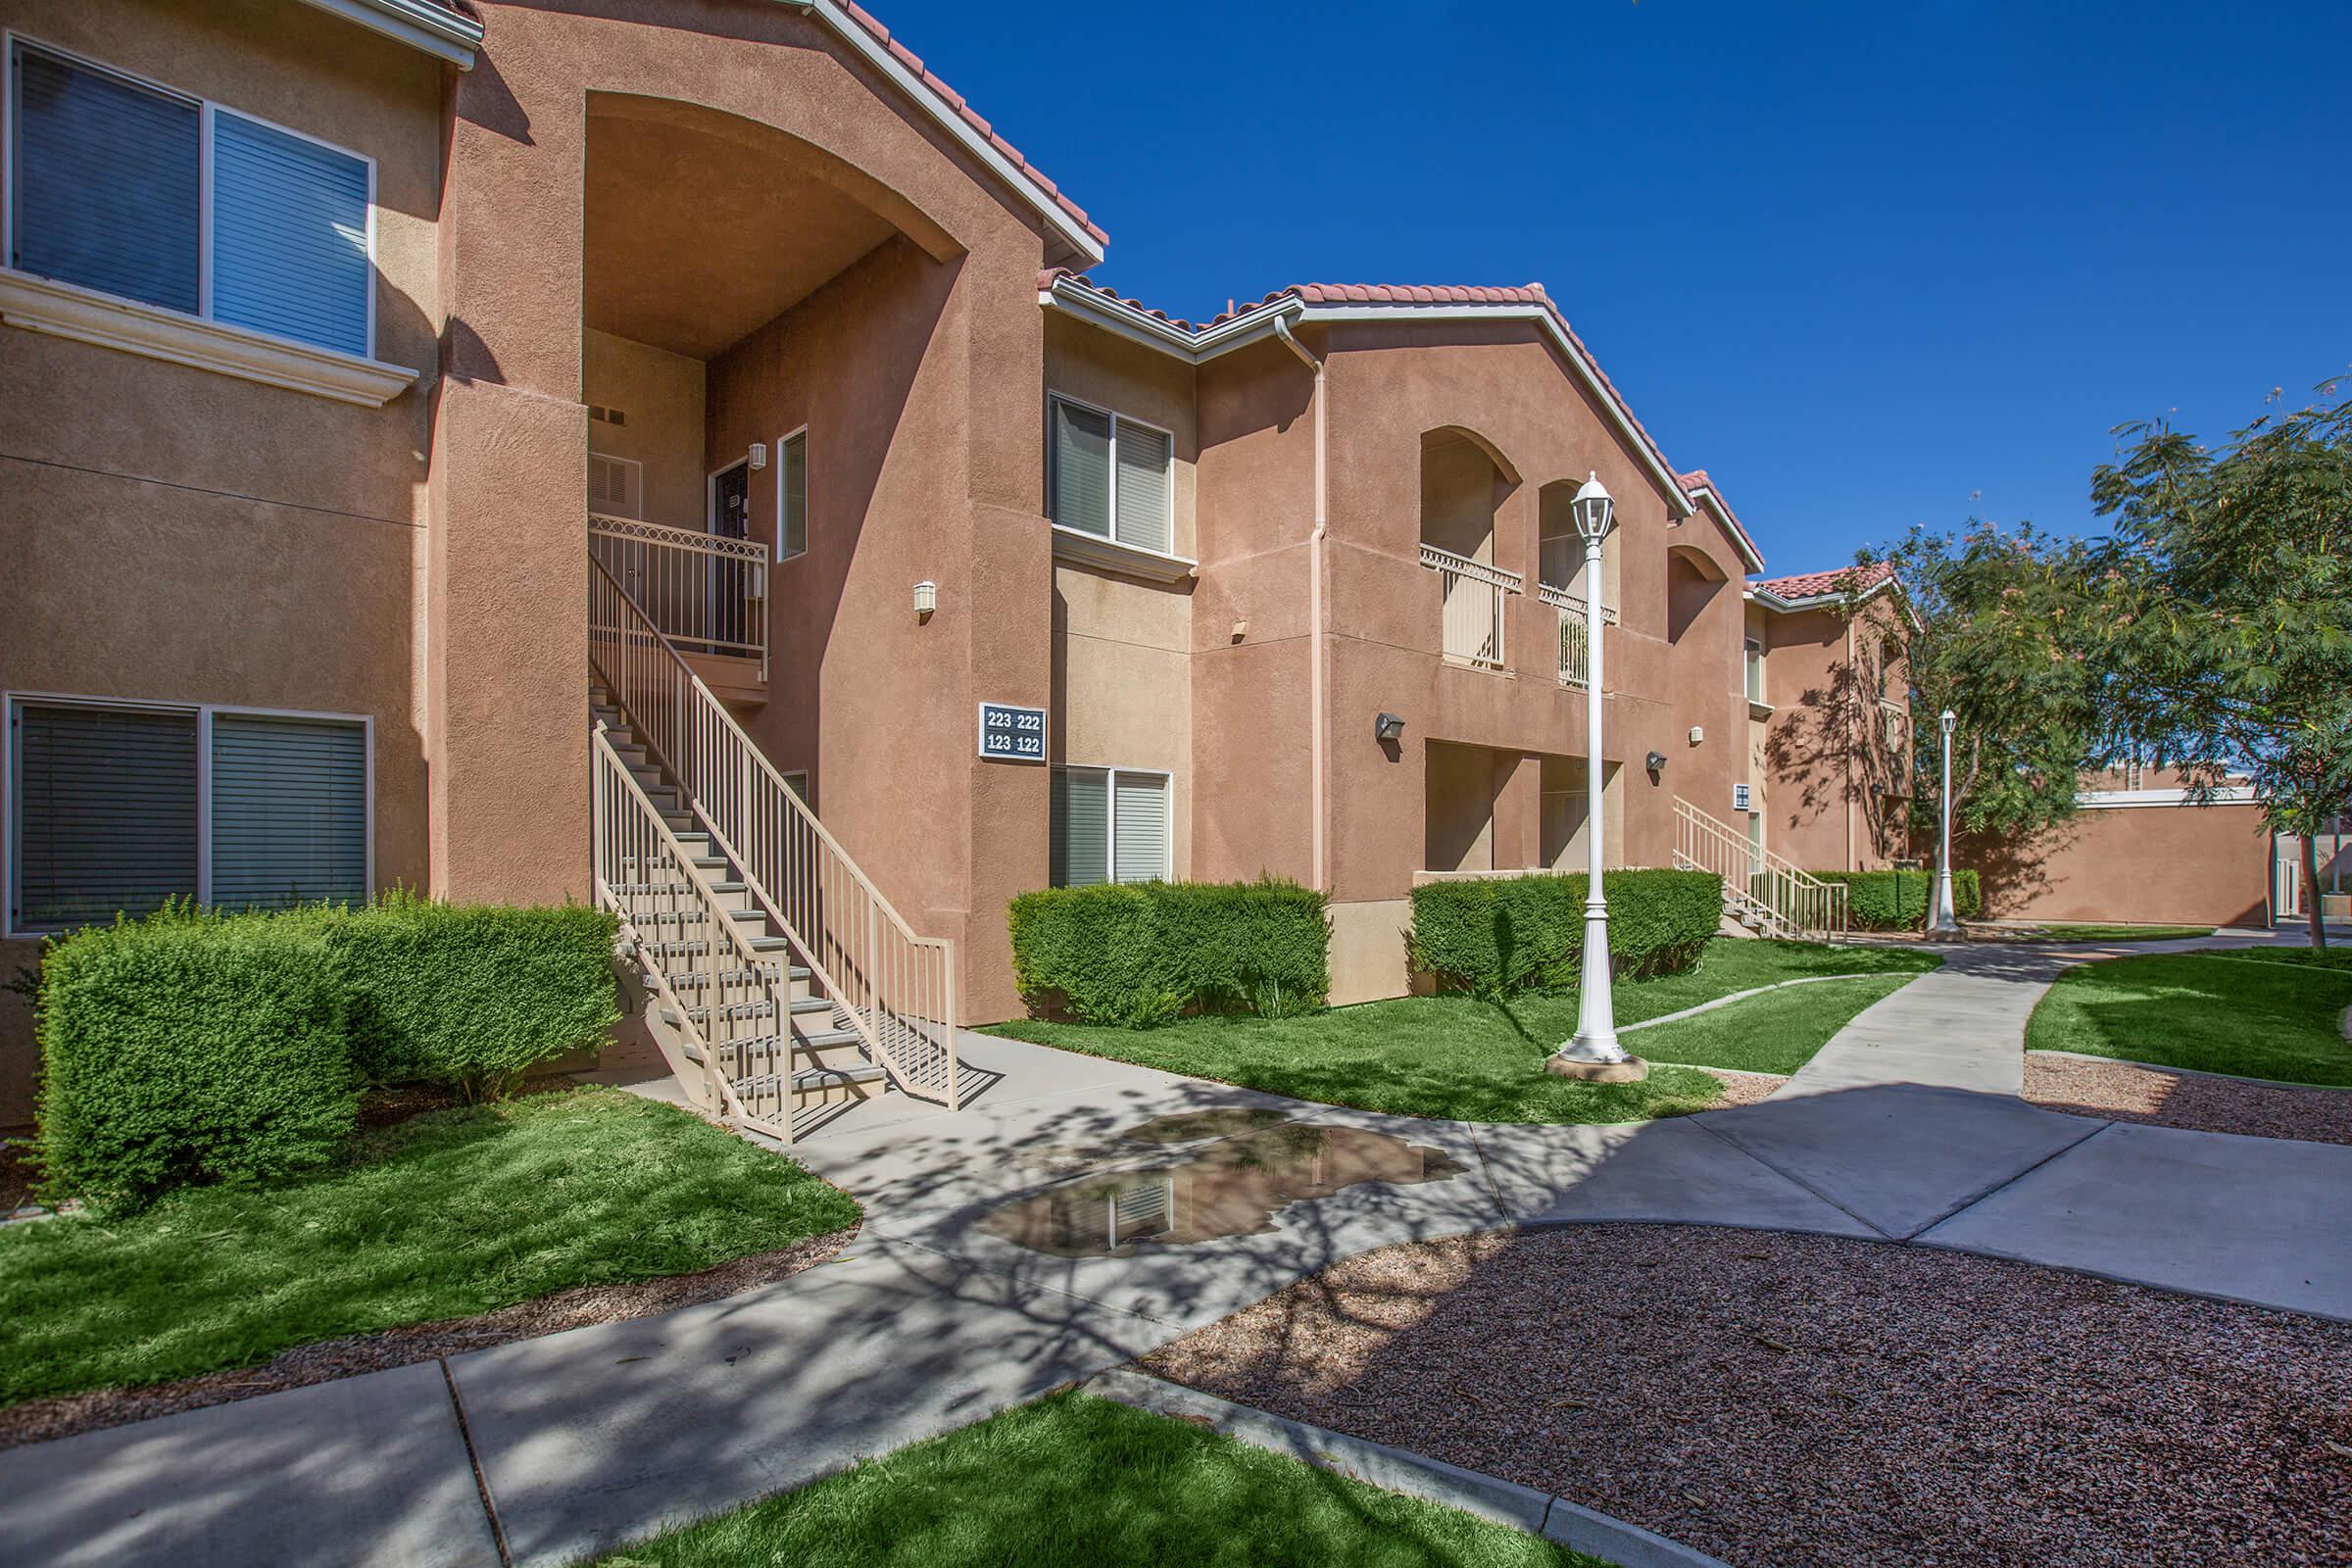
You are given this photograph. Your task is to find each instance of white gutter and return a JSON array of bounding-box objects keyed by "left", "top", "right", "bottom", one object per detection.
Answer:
[
  {"left": 1274, "top": 316, "right": 1330, "bottom": 894},
  {"left": 291, "top": 0, "right": 482, "bottom": 67},
  {"left": 1682, "top": 484, "right": 1766, "bottom": 572}
]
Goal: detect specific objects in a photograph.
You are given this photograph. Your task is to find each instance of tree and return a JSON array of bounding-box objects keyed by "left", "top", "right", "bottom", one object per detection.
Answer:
[
  {"left": 2086, "top": 377, "right": 2352, "bottom": 948},
  {"left": 1851, "top": 524, "right": 2104, "bottom": 924}
]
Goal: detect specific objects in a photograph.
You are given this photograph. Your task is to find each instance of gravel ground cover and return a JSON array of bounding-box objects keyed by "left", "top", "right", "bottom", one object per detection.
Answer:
[
  {"left": 2025, "top": 1054, "right": 2352, "bottom": 1146},
  {"left": 1145, "top": 1225, "right": 2352, "bottom": 1568}
]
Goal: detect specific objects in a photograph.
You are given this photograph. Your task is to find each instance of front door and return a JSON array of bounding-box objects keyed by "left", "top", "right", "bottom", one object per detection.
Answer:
[{"left": 710, "top": 461, "right": 750, "bottom": 653}]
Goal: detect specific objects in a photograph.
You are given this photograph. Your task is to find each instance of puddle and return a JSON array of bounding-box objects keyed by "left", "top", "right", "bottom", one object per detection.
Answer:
[
  {"left": 977, "top": 1122, "right": 1465, "bottom": 1257},
  {"left": 1120, "top": 1107, "right": 1296, "bottom": 1145}
]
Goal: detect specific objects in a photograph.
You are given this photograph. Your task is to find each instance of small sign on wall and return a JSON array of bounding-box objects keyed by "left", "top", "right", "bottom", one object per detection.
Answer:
[
  {"left": 978, "top": 702, "right": 1048, "bottom": 762},
  {"left": 1733, "top": 782, "right": 1752, "bottom": 813}
]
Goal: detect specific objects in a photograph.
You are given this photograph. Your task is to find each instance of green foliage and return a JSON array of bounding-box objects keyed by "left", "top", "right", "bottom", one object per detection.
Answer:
[
  {"left": 1408, "top": 870, "right": 1721, "bottom": 998},
  {"left": 329, "top": 894, "right": 620, "bottom": 1101},
  {"left": 0, "top": 1088, "right": 860, "bottom": 1404},
  {"left": 1804, "top": 868, "right": 1982, "bottom": 930},
  {"left": 1008, "top": 878, "right": 1329, "bottom": 1027},
  {"left": 35, "top": 905, "right": 356, "bottom": 1213}
]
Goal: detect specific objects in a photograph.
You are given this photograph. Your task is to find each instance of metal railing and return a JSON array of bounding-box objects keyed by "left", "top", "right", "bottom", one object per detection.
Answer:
[
  {"left": 589, "top": 558, "right": 960, "bottom": 1108},
  {"left": 1673, "top": 796, "right": 1848, "bottom": 941},
  {"left": 592, "top": 726, "right": 794, "bottom": 1139},
  {"left": 1420, "top": 543, "right": 1519, "bottom": 669},
  {"left": 1537, "top": 581, "right": 1616, "bottom": 689},
  {"left": 589, "top": 514, "right": 770, "bottom": 679}
]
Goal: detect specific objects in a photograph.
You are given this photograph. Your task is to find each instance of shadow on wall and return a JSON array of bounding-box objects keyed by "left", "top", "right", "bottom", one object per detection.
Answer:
[
  {"left": 1961, "top": 819, "right": 2082, "bottom": 920},
  {"left": 1760, "top": 650, "right": 1910, "bottom": 866}
]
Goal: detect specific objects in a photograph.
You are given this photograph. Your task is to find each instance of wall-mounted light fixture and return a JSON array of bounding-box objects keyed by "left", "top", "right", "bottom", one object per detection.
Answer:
[
  {"left": 913, "top": 580, "right": 938, "bottom": 620},
  {"left": 748, "top": 442, "right": 767, "bottom": 471},
  {"left": 1645, "top": 750, "right": 1668, "bottom": 773},
  {"left": 1374, "top": 712, "right": 1405, "bottom": 743},
  {"left": 1688, "top": 725, "right": 1704, "bottom": 746}
]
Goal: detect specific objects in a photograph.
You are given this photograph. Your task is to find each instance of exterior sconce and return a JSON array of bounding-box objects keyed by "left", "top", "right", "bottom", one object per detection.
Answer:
[
  {"left": 1688, "top": 725, "right": 1704, "bottom": 746},
  {"left": 748, "top": 442, "right": 767, "bottom": 471},
  {"left": 913, "top": 580, "right": 938, "bottom": 620},
  {"left": 1374, "top": 712, "right": 1405, "bottom": 743},
  {"left": 1645, "top": 750, "right": 1668, "bottom": 773}
]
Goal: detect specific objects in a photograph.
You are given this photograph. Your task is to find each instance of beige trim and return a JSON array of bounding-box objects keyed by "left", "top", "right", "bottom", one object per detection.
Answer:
[
  {"left": 0, "top": 268, "right": 418, "bottom": 407},
  {"left": 1049, "top": 524, "right": 1197, "bottom": 582}
]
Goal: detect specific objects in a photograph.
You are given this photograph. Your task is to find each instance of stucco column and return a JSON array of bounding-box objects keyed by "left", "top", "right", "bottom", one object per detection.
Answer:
[{"left": 1492, "top": 750, "right": 1542, "bottom": 870}]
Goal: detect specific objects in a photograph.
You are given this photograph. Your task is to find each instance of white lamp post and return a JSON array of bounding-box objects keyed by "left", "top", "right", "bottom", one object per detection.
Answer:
[
  {"left": 1928, "top": 708, "right": 1961, "bottom": 937},
  {"left": 1548, "top": 473, "right": 1645, "bottom": 1083}
]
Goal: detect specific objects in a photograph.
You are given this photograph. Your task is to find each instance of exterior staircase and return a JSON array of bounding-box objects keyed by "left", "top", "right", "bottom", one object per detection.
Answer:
[
  {"left": 1672, "top": 796, "right": 1848, "bottom": 943},
  {"left": 586, "top": 553, "right": 959, "bottom": 1143}
]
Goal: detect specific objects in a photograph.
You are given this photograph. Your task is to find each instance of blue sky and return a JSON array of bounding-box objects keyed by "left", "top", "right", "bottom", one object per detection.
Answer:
[{"left": 875, "top": 0, "right": 2348, "bottom": 572}]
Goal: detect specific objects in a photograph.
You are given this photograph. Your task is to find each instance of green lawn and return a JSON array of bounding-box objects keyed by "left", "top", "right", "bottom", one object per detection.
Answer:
[
  {"left": 1630, "top": 974, "right": 1919, "bottom": 1076},
  {"left": 2015, "top": 923, "right": 2216, "bottom": 943},
  {"left": 984, "top": 940, "right": 1941, "bottom": 1124},
  {"left": 2025, "top": 951, "right": 2352, "bottom": 1085},
  {"left": 0, "top": 1087, "right": 859, "bottom": 1406},
  {"left": 593, "top": 1389, "right": 1604, "bottom": 1568}
]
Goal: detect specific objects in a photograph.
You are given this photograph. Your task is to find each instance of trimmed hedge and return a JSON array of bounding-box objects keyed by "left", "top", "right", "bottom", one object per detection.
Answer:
[
  {"left": 1807, "top": 868, "right": 1982, "bottom": 931},
  {"left": 32, "top": 897, "right": 619, "bottom": 1209},
  {"left": 36, "top": 906, "right": 356, "bottom": 1212},
  {"left": 1009, "top": 878, "right": 1329, "bottom": 1027},
  {"left": 1409, "top": 870, "right": 1722, "bottom": 999},
  {"left": 332, "top": 895, "right": 621, "bottom": 1101}
]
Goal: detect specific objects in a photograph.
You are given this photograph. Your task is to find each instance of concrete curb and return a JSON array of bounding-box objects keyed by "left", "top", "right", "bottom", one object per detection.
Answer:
[
  {"left": 2027, "top": 1048, "right": 2352, "bottom": 1093},
  {"left": 1617, "top": 972, "right": 1912, "bottom": 1035},
  {"left": 1086, "top": 1367, "right": 1733, "bottom": 1568}
]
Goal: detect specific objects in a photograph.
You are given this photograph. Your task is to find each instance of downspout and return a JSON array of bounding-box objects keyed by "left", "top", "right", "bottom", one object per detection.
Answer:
[
  {"left": 1844, "top": 616, "right": 1857, "bottom": 870},
  {"left": 1275, "top": 314, "right": 1328, "bottom": 892}
]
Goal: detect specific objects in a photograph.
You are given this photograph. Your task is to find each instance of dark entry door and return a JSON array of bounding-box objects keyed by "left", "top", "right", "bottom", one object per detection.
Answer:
[{"left": 711, "top": 460, "right": 750, "bottom": 652}]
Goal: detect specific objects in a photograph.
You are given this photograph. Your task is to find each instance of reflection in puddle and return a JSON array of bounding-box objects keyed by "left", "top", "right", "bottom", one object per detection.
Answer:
[
  {"left": 979, "top": 1123, "right": 1465, "bottom": 1257},
  {"left": 1121, "top": 1107, "right": 1296, "bottom": 1145}
]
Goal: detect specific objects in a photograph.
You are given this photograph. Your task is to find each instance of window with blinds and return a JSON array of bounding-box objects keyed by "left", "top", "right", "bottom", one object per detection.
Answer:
[
  {"left": 1049, "top": 396, "right": 1174, "bottom": 554},
  {"left": 7, "top": 700, "right": 369, "bottom": 933},
  {"left": 7, "top": 40, "right": 374, "bottom": 359},
  {"left": 779, "top": 430, "right": 808, "bottom": 560},
  {"left": 1050, "top": 766, "right": 1169, "bottom": 887},
  {"left": 12, "top": 705, "right": 198, "bottom": 931}
]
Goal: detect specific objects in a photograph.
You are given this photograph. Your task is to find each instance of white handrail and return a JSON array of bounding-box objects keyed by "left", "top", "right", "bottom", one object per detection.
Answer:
[
  {"left": 1419, "top": 542, "right": 1517, "bottom": 669},
  {"left": 1673, "top": 796, "right": 1848, "bottom": 940},
  {"left": 589, "top": 557, "right": 960, "bottom": 1108},
  {"left": 1535, "top": 580, "right": 1619, "bottom": 624},
  {"left": 589, "top": 513, "right": 769, "bottom": 680}
]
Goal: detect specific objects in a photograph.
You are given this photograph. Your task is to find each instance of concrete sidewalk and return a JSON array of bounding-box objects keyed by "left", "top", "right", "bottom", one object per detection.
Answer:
[{"left": 6, "top": 932, "right": 2347, "bottom": 1566}]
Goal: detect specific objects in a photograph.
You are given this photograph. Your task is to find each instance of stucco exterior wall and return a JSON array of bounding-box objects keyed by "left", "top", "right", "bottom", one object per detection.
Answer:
[
  {"left": 1975, "top": 804, "right": 2273, "bottom": 928},
  {"left": 0, "top": 0, "right": 443, "bottom": 1126},
  {"left": 1753, "top": 597, "right": 1910, "bottom": 873},
  {"left": 582, "top": 330, "right": 708, "bottom": 531}
]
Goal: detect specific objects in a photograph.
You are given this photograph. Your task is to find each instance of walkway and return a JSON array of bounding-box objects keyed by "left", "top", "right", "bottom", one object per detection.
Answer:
[{"left": 6, "top": 933, "right": 2349, "bottom": 1567}]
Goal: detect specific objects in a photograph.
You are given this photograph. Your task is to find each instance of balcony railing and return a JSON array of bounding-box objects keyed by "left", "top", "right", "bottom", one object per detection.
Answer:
[
  {"left": 1537, "top": 581, "right": 1616, "bottom": 689},
  {"left": 589, "top": 514, "right": 769, "bottom": 679},
  {"left": 1420, "top": 543, "right": 1520, "bottom": 668}
]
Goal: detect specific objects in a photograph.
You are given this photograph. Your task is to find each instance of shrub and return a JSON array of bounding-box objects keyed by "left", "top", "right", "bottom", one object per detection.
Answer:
[
  {"left": 1409, "top": 870, "right": 1722, "bottom": 999},
  {"left": 329, "top": 895, "right": 620, "bottom": 1101},
  {"left": 1807, "top": 868, "right": 1983, "bottom": 931},
  {"left": 35, "top": 906, "right": 356, "bottom": 1212},
  {"left": 1009, "top": 878, "right": 1329, "bottom": 1027}
]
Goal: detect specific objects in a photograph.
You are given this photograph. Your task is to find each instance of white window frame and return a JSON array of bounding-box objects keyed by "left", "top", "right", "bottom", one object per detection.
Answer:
[
  {"left": 586, "top": 450, "right": 643, "bottom": 520},
  {"left": 774, "top": 423, "right": 808, "bottom": 564},
  {"left": 4, "top": 691, "right": 374, "bottom": 937},
  {"left": 4, "top": 32, "right": 380, "bottom": 359},
  {"left": 1743, "top": 637, "right": 1768, "bottom": 707},
  {"left": 1054, "top": 763, "right": 1173, "bottom": 886},
  {"left": 1047, "top": 391, "right": 1178, "bottom": 557},
  {"left": 782, "top": 769, "right": 811, "bottom": 810}
]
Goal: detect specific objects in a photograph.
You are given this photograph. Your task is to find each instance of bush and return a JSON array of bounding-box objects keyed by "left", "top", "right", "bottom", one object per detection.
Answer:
[
  {"left": 1409, "top": 870, "right": 1722, "bottom": 999},
  {"left": 1009, "top": 878, "right": 1329, "bottom": 1027},
  {"left": 329, "top": 894, "right": 619, "bottom": 1101},
  {"left": 1807, "top": 868, "right": 1983, "bottom": 931},
  {"left": 35, "top": 906, "right": 356, "bottom": 1212}
]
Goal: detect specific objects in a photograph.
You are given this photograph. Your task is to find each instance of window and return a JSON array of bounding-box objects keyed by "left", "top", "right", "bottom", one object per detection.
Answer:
[
  {"left": 776, "top": 428, "right": 808, "bottom": 561},
  {"left": 8, "top": 697, "right": 368, "bottom": 933},
  {"left": 782, "top": 770, "right": 811, "bottom": 810},
  {"left": 1744, "top": 638, "right": 1766, "bottom": 705},
  {"left": 1050, "top": 766, "right": 1169, "bottom": 886},
  {"left": 1049, "top": 395, "right": 1172, "bottom": 554},
  {"left": 587, "top": 452, "right": 641, "bottom": 519},
  {"left": 1746, "top": 810, "right": 1765, "bottom": 876},
  {"left": 1880, "top": 701, "right": 1906, "bottom": 751},
  {"left": 8, "top": 40, "right": 373, "bottom": 358}
]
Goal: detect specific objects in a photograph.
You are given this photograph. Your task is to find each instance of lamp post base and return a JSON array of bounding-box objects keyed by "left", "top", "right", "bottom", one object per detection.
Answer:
[{"left": 1545, "top": 1053, "right": 1648, "bottom": 1083}]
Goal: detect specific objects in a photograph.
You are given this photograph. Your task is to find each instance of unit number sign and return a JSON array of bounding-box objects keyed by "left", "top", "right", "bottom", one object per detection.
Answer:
[{"left": 978, "top": 703, "right": 1048, "bottom": 761}]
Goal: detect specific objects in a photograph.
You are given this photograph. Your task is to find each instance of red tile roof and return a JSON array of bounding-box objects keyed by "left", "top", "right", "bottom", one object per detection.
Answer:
[
  {"left": 1751, "top": 561, "right": 1897, "bottom": 601},
  {"left": 1677, "top": 469, "right": 1764, "bottom": 572},
  {"left": 837, "top": 3, "right": 1105, "bottom": 249}
]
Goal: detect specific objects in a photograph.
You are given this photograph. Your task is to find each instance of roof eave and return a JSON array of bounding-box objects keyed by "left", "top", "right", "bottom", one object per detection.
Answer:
[
  {"left": 291, "top": 0, "right": 482, "bottom": 67},
  {"left": 1682, "top": 485, "right": 1765, "bottom": 572}
]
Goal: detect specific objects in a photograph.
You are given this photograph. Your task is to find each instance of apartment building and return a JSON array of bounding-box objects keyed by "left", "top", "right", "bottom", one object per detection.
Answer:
[{"left": 0, "top": 0, "right": 1891, "bottom": 1131}]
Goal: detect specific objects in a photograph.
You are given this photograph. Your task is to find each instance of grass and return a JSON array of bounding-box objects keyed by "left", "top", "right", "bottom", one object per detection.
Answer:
[
  {"left": 983, "top": 940, "right": 1942, "bottom": 1124},
  {"left": 2012, "top": 923, "right": 2216, "bottom": 943},
  {"left": 2025, "top": 951, "right": 2352, "bottom": 1085},
  {"left": 1632, "top": 974, "right": 1920, "bottom": 1076},
  {"left": 592, "top": 1389, "right": 1605, "bottom": 1568},
  {"left": 0, "top": 1087, "right": 860, "bottom": 1406}
]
